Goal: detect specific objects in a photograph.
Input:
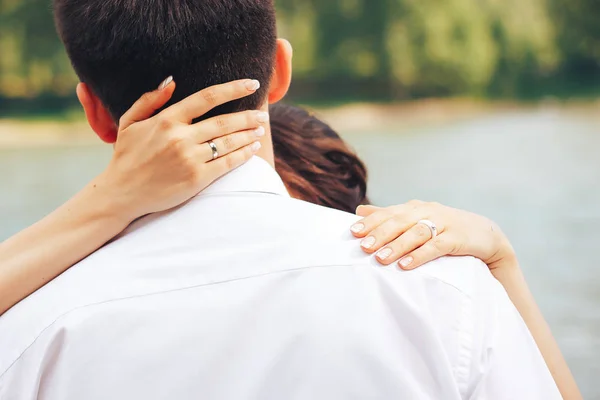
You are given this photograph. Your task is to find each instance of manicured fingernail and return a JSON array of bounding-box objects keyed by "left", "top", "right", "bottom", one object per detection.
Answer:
[
  {"left": 245, "top": 80, "right": 260, "bottom": 91},
  {"left": 399, "top": 256, "right": 414, "bottom": 269},
  {"left": 158, "top": 76, "right": 173, "bottom": 90},
  {"left": 376, "top": 248, "right": 392, "bottom": 261},
  {"left": 350, "top": 223, "right": 364, "bottom": 234},
  {"left": 256, "top": 112, "right": 269, "bottom": 123},
  {"left": 361, "top": 236, "right": 376, "bottom": 249},
  {"left": 251, "top": 141, "right": 262, "bottom": 152},
  {"left": 254, "top": 126, "right": 265, "bottom": 137}
]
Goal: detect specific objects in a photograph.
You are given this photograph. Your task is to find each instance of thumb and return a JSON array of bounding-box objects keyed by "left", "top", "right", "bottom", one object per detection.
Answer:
[
  {"left": 119, "top": 76, "right": 176, "bottom": 130},
  {"left": 356, "top": 204, "right": 381, "bottom": 217}
]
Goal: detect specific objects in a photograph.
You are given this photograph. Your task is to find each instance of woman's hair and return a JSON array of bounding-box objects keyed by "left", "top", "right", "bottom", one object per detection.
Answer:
[{"left": 270, "top": 104, "right": 369, "bottom": 213}]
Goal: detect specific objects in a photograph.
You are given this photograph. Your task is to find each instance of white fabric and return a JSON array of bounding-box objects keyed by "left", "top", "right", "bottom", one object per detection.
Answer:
[{"left": 0, "top": 157, "right": 560, "bottom": 400}]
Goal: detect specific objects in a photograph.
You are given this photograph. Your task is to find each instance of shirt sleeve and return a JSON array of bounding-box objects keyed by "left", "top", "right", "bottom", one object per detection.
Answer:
[{"left": 468, "top": 277, "right": 562, "bottom": 400}]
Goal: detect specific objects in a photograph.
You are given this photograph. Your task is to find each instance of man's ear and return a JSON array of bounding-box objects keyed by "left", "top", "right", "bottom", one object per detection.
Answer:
[
  {"left": 268, "top": 38, "right": 293, "bottom": 104},
  {"left": 76, "top": 83, "right": 118, "bottom": 144}
]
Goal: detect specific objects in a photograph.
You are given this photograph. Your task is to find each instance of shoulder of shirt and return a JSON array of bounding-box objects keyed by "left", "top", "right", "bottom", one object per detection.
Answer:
[
  {"left": 0, "top": 195, "right": 499, "bottom": 380},
  {"left": 257, "top": 197, "right": 499, "bottom": 298}
]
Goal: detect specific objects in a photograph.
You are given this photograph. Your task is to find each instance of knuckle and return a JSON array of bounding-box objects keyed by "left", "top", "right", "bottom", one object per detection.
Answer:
[
  {"left": 238, "top": 80, "right": 250, "bottom": 91},
  {"left": 244, "top": 144, "right": 254, "bottom": 159},
  {"left": 167, "top": 133, "right": 186, "bottom": 153},
  {"left": 389, "top": 204, "right": 404, "bottom": 214},
  {"left": 390, "top": 215, "right": 406, "bottom": 227},
  {"left": 215, "top": 116, "right": 228, "bottom": 132},
  {"left": 360, "top": 216, "right": 382, "bottom": 233},
  {"left": 432, "top": 236, "right": 454, "bottom": 254},
  {"left": 202, "top": 89, "right": 218, "bottom": 105},
  {"left": 426, "top": 201, "right": 442, "bottom": 210},
  {"left": 415, "top": 224, "right": 430, "bottom": 239},
  {"left": 188, "top": 167, "right": 202, "bottom": 185},
  {"left": 378, "top": 210, "right": 395, "bottom": 221},
  {"left": 225, "top": 153, "right": 237, "bottom": 170},
  {"left": 387, "top": 237, "right": 407, "bottom": 255},
  {"left": 408, "top": 199, "right": 425, "bottom": 210},
  {"left": 246, "top": 110, "right": 257, "bottom": 125},
  {"left": 374, "top": 223, "right": 391, "bottom": 239},
  {"left": 432, "top": 237, "right": 445, "bottom": 251},
  {"left": 222, "top": 135, "right": 235, "bottom": 151},
  {"left": 183, "top": 152, "right": 203, "bottom": 179},
  {"left": 140, "top": 92, "right": 154, "bottom": 105},
  {"left": 452, "top": 234, "right": 465, "bottom": 254},
  {"left": 238, "top": 145, "right": 253, "bottom": 162},
  {"left": 157, "top": 116, "right": 174, "bottom": 132},
  {"left": 243, "top": 132, "right": 254, "bottom": 145}
]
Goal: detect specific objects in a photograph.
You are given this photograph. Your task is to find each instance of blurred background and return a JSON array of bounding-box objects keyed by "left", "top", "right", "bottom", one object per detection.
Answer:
[{"left": 1, "top": 0, "right": 599, "bottom": 397}]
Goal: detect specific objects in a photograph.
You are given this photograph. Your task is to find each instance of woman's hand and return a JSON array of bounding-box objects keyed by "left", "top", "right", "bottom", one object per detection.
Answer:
[
  {"left": 353, "top": 200, "right": 582, "bottom": 399},
  {"left": 351, "top": 201, "right": 583, "bottom": 400},
  {"left": 98, "top": 76, "right": 267, "bottom": 224},
  {"left": 350, "top": 200, "right": 518, "bottom": 272},
  {"left": 0, "top": 77, "right": 267, "bottom": 316}
]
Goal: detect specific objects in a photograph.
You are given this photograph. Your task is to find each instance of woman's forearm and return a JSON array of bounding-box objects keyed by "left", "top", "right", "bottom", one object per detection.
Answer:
[
  {"left": 0, "top": 79, "right": 263, "bottom": 317},
  {"left": 0, "top": 173, "right": 131, "bottom": 316},
  {"left": 493, "top": 265, "right": 582, "bottom": 400}
]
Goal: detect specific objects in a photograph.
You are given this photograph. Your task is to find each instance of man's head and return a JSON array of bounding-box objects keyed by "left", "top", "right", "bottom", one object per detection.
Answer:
[{"left": 54, "top": 0, "right": 292, "bottom": 143}]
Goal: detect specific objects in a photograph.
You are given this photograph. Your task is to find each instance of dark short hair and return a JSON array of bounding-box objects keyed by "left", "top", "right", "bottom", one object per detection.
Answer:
[
  {"left": 54, "top": 0, "right": 277, "bottom": 122},
  {"left": 270, "top": 104, "right": 369, "bottom": 212}
]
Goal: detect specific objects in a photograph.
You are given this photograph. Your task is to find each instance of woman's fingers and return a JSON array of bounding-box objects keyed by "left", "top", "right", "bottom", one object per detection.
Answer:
[
  {"left": 207, "top": 141, "right": 262, "bottom": 178},
  {"left": 164, "top": 79, "right": 261, "bottom": 123},
  {"left": 356, "top": 205, "right": 381, "bottom": 217},
  {"left": 194, "top": 110, "right": 269, "bottom": 143},
  {"left": 395, "top": 235, "right": 454, "bottom": 270},
  {"left": 359, "top": 216, "right": 418, "bottom": 254},
  {"left": 373, "top": 222, "right": 439, "bottom": 265},
  {"left": 351, "top": 203, "right": 428, "bottom": 239},
  {"left": 350, "top": 202, "right": 426, "bottom": 238},
  {"left": 119, "top": 76, "right": 176, "bottom": 129},
  {"left": 198, "top": 128, "right": 265, "bottom": 163},
  {"left": 350, "top": 209, "right": 394, "bottom": 238},
  {"left": 352, "top": 200, "right": 513, "bottom": 272}
]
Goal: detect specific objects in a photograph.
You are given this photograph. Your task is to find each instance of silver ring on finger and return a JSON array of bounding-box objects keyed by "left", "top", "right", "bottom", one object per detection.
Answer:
[
  {"left": 208, "top": 140, "right": 219, "bottom": 160},
  {"left": 417, "top": 219, "right": 438, "bottom": 239}
]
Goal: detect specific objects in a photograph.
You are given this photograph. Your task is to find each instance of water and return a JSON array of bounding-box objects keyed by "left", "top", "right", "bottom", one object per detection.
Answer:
[{"left": 1, "top": 108, "right": 599, "bottom": 398}]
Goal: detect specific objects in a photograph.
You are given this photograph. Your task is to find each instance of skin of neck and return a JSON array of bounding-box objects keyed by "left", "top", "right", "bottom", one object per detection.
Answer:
[{"left": 77, "top": 38, "right": 293, "bottom": 170}]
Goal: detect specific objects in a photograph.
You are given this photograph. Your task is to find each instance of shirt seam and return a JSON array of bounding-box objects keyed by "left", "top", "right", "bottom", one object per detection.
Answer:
[
  {"left": 455, "top": 287, "right": 474, "bottom": 398},
  {"left": 0, "top": 263, "right": 352, "bottom": 380},
  {"left": 0, "top": 261, "right": 472, "bottom": 380},
  {"left": 413, "top": 270, "right": 473, "bottom": 299},
  {"left": 195, "top": 189, "right": 288, "bottom": 199}
]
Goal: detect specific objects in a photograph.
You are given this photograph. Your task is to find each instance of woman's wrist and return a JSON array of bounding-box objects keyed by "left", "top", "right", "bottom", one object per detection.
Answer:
[
  {"left": 488, "top": 250, "right": 526, "bottom": 295},
  {"left": 488, "top": 248, "right": 519, "bottom": 272},
  {"left": 0, "top": 174, "right": 133, "bottom": 315},
  {"left": 486, "top": 222, "right": 520, "bottom": 272},
  {"left": 82, "top": 172, "right": 137, "bottom": 230}
]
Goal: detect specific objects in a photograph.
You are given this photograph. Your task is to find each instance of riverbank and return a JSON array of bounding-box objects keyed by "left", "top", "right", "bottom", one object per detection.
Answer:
[{"left": 1, "top": 98, "right": 598, "bottom": 148}]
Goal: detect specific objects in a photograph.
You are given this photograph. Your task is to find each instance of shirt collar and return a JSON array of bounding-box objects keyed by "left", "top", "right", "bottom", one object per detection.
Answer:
[{"left": 198, "top": 156, "right": 290, "bottom": 198}]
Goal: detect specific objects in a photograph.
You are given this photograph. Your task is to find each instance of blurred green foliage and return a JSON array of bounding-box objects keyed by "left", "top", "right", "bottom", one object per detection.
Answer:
[{"left": 0, "top": 0, "right": 598, "bottom": 113}]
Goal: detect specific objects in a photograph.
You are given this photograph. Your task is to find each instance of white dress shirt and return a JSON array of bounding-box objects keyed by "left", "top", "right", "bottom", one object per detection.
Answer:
[{"left": 0, "top": 157, "right": 560, "bottom": 400}]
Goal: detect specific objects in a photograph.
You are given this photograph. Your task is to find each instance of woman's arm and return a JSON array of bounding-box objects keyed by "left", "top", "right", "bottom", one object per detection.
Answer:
[
  {"left": 351, "top": 201, "right": 582, "bottom": 400},
  {"left": 0, "top": 177, "right": 132, "bottom": 315},
  {"left": 0, "top": 77, "right": 266, "bottom": 316},
  {"left": 492, "top": 262, "right": 582, "bottom": 400}
]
